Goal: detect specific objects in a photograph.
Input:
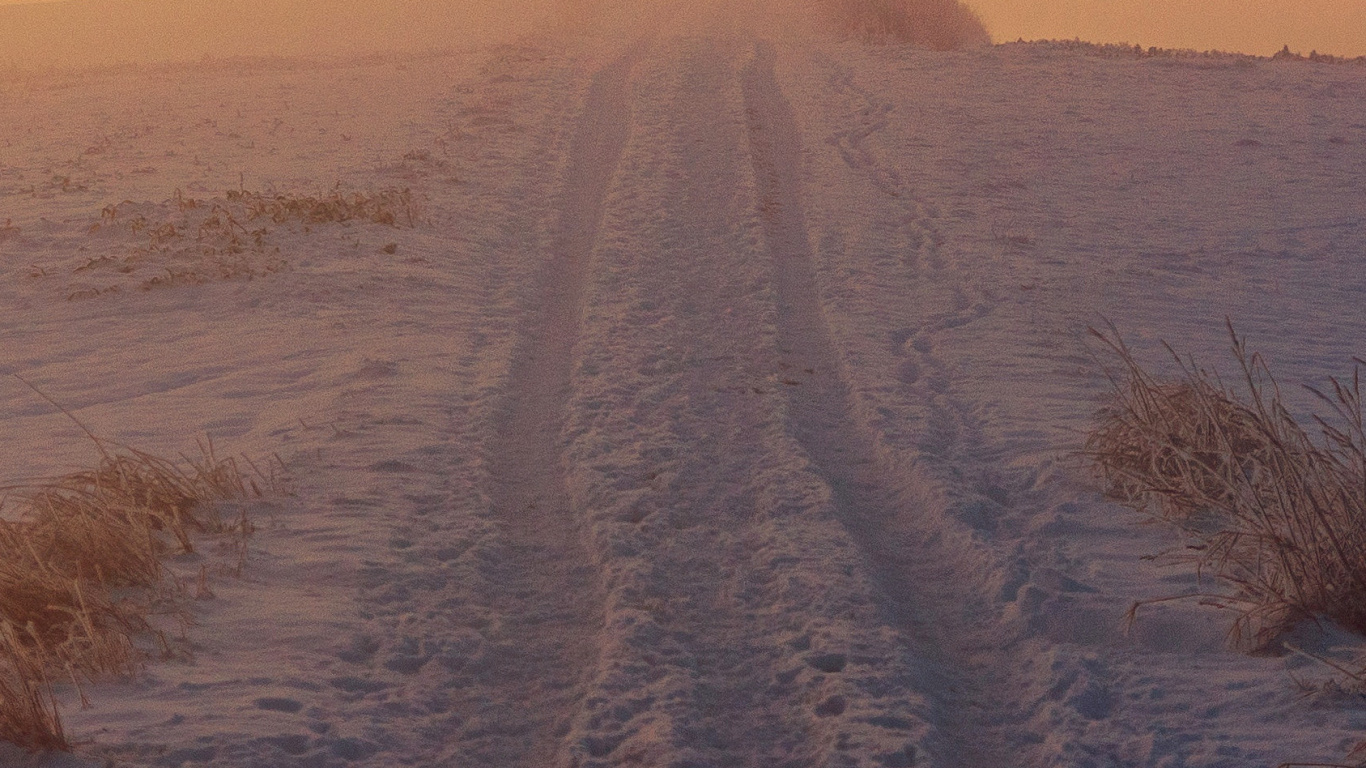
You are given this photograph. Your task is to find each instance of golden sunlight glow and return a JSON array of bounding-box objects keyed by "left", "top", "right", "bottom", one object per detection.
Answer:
[
  {"left": 0, "top": 0, "right": 561, "bottom": 67},
  {"left": 0, "top": 0, "right": 1362, "bottom": 66},
  {"left": 970, "top": 0, "right": 1366, "bottom": 57}
]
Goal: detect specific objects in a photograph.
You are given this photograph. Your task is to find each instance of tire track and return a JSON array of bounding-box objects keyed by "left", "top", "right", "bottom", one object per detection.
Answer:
[
  {"left": 545, "top": 35, "right": 946, "bottom": 766},
  {"left": 741, "top": 40, "right": 1015, "bottom": 768},
  {"left": 556, "top": 37, "right": 837, "bottom": 765},
  {"left": 452, "top": 40, "right": 649, "bottom": 767}
]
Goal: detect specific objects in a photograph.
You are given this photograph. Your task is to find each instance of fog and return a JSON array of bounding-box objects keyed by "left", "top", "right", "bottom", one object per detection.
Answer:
[
  {"left": 0, "top": 0, "right": 991, "bottom": 70},
  {"left": 2, "top": 0, "right": 1362, "bottom": 72},
  {"left": 0, "top": 0, "right": 564, "bottom": 69}
]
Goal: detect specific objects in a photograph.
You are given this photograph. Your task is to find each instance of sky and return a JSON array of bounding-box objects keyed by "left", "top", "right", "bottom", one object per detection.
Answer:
[
  {"left": 0, "top": 0, "right": 1363, "bottom": 61},
  {"left": 969, "top": 0, "right": 1366, "bottom": 57},
  {"left": 0, "top": 0, "right": 563, "bottom": 66}
]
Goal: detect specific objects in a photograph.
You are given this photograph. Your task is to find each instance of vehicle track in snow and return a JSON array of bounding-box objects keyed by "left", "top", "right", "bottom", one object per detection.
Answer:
[
  {"left": 449, "top": 39, "right": 650, "bottom": 767},
  {"left": 524, "top": 32, "right": 953, "bottom": 766},
  {"left": 555, "top": 36, "right": 842, "bottom": 765},
  {"left": 30, "top": 26, "right": 1366, "bottom": 768},
  {"left": 742, "top": 40, "right": 1019, "bottom": 768}
]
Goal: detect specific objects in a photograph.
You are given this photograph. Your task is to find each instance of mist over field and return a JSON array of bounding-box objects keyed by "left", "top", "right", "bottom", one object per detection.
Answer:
[
  {"left": 6, "top": 0, "right": 1366, "bottom": 763},
  {"left": 0, "top": 0, "right": 990, "bottom": 68},
  {"left": 0, "top": 0, "right": 560, "bottom": 67}
]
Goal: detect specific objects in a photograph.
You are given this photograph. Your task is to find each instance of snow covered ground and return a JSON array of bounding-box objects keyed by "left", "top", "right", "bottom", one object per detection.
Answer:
[{"left": 2, "top": 9, "right": 1366, "bottom": 767}]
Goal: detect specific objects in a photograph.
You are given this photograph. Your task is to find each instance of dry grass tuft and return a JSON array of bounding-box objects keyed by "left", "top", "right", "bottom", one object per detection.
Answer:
[
  {"left": 1088, "top": 320, "right": 1366, "bottom": 649},
  {"left": 225, "top": 185, "right": 418, "bottom": 227},
  {"left": 0, "top": 384, "right": 281, "bottom": 751},
  {"left": 65, "top": 184, "right": 419, "bottom": 299},
  {"left": 824, "top": 0, "right": 991, "bottom": 49},
  {"left": 0, "top": 625, "right": 66, "bottom": 753}
]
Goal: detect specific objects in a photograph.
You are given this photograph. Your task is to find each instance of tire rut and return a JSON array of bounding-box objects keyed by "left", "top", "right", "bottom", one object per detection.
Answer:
[
  {"left": 558, "top": 36, "right": 831, "bottom": 765},
  {"left": 455, "top": 40, "right": 649, "bottom": 767},
  {"left": 549, "top": 35, "right": 942, "bottom": 766},
  {"left": 742, "top": 39, "right": 1012, "bottom": 768}
]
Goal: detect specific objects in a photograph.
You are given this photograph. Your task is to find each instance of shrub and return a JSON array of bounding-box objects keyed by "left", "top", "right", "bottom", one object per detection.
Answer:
[
  {"left": 823, "top": 0, "right": 991, "bottom": 49},
  {"left": 1087, "top": 320, "right": 1366, "bottom": 649}
]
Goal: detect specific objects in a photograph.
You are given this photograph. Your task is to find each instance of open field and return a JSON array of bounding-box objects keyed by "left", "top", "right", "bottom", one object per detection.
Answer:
[{"left": 2, "top": 3, "right": 1366, "bottom": 765}]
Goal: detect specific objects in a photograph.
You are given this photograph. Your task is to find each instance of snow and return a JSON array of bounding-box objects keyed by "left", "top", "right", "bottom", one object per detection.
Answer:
[{"left": 1, "top": 14, "right": 1366, "bottom": 768}]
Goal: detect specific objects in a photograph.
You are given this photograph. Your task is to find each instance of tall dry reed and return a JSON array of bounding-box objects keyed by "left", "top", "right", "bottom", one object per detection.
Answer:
[
  {"left": 1088, "top": 320, "right": 1366, "bottom": 649},
  {"left": 0, "top": 389, "right": 278, "bottom": 752},
  {"left": 0, "top": 623, "right": 67, "bottom": 753}
]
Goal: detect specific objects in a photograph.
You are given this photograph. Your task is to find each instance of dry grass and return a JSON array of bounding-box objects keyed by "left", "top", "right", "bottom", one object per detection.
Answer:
[
  {"left": 1088, "top": 320, "right": 1366, "bottom": 649},
  {"left": 65, "top": 184, "right": 419, "bottom": 299},
  {"left": 0, "top": 385, "right": 280, "bottom": 751},
  {"left": 0, "top": 625, "right": 66, "bottom": 753},
  {"left": 225, "top": 185, "right": 418, "bottom": 227},
  {"left": 824, "top": 0, "right": 991, "bottom": 49}
]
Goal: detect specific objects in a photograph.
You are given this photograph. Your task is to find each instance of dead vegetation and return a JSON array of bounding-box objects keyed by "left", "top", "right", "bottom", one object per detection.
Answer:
[
  {"left": 1087, "top": 320, "right": 1366, "bottom": 650},
  {"left": 223, "top": 185, "right": 418, "bottom": 227},
  {"left": 61, "top": 184, "right": 417, "bottom": 299},
  {"left": 0, "top": 381, "right": 282, "bottom": 752}
]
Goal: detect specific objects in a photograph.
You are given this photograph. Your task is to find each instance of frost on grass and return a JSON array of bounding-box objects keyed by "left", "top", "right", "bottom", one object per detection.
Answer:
[{"left": 1087, "top": 321, "right": 1366, "bottom": 650}]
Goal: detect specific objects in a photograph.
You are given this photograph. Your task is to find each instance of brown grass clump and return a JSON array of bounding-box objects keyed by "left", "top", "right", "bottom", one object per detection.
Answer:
[
  {"left": 1088, "top": 320, "right": 1366, "bottom": 649},
  {"left": 0, "top": 625, "right": 66, "bottom": 753},
  {"left": 226, "top": 185, "right": 418, "bottom": 227},
  {"left": 0, "top": 385, "right": 279, "bottom": 751},
  {"left": 66, "top": 184, "right": 418, "bottom": 299}
]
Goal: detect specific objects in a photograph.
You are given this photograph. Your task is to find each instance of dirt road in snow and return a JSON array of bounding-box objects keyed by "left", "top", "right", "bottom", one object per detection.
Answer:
[
  {"left": 10, "top": 18, "right": 1366, "bottom": 768},
  {"left": 445, "top": 37, "right": 642, "bottom": 768},
  {"left": 422, "top": 32, "right": 1366, "bottom": 767},
  {"left": 437, "top": 33, "right": 1000, "bottom": 767}
]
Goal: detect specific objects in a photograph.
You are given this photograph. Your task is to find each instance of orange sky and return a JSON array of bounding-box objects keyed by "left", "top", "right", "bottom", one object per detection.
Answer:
[
  {"left": 0, "top": 0, "right": 559, "bottom": 66},
  {"left": 969, "top": 0, "right": 1366, "bottom": 57},
  {"left": 0, "top": 0, "right": 1363, "bottom": 59}
]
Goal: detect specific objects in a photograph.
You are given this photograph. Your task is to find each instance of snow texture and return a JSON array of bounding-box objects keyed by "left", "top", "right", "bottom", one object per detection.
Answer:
[{"left": 2, "top": 12, "right": 1366, "bottom": 768}]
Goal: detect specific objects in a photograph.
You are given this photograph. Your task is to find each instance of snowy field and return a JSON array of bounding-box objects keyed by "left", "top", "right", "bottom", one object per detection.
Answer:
[{"left": 2, "top": 9, "right": 1366, "bottom": 767}]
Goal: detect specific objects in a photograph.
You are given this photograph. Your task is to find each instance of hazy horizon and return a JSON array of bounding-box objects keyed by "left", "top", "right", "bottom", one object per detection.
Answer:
[
  {"left": 3, "top": 0, "right": 1366, "bottom": 763},
  {"left": 0, "top": 0, "right": 568, "bottom": 68},
  {"left": 0, "top": 0, "right": 1362, "bottom": 67},
  {"left": 970, "top": 0, "right": 1366, "bottom": 59}
]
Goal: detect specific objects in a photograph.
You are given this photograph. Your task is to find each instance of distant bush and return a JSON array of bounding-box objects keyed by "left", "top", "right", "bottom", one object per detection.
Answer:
[
  {"left": 824, "top": 0, "right": 991, "bottom": 49},
  {"left": 1016, "top": 39, "right": 1366, "bottom": 66},
  {"left": 1028, "top": 39, "right": 1263, "bottom": 63},
  {"left": 1271, "top": 44, "right": 1366, "bottom": 65},
  {"left": 1087, "top": 321, "right": 1366, "bottom": 650}
]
